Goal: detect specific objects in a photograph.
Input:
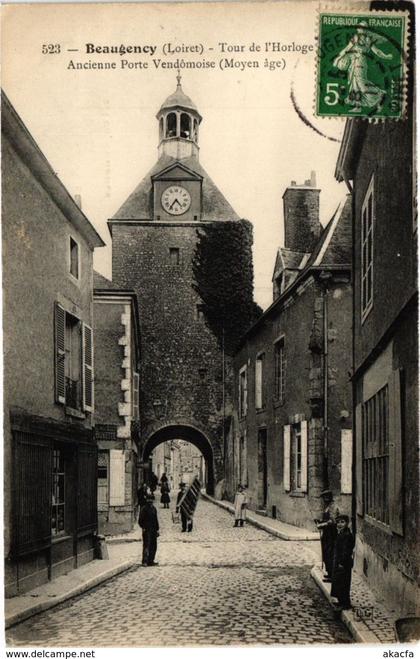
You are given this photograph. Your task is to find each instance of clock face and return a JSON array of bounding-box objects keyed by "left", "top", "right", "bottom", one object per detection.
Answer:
[{"left": 161, "top": 186, "right": 191, "bottom": 216}]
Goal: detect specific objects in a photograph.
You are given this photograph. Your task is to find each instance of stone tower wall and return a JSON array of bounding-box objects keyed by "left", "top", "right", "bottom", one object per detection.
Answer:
[{"left": 112, "top": 221, "right": 231, "bottom": 486}]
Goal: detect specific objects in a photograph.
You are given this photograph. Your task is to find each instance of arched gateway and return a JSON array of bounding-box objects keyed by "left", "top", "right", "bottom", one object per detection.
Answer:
[
  {"left": 142, "top": 424, "right": 215, "bottom": 495},
  {"left": 109, "top": 78, "right": 254, "bottom": 502}
]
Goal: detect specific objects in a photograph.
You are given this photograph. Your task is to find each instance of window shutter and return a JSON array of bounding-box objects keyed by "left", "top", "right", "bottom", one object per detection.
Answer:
[
  {"left": 283, "top": 425, "right": 291, "bottom": 492},
  {"left": 109, "top": 449, "right": 125, "bottom": 506},
  {"left": 77, "top": 442, "right": 97, "bottom": 535},
  {"left": 355, "top": 403, "right": 364, "bottom": 516},
  {"left": 341, "top": 429, "right": 353, "bottom": 494},
  {"left": 244, "top": 369, "right": 248, "bottom": 415},
  {"left": 255, "top": 359, "right": 262, "bottom": 408},
  {"left": 54, "top": 302, "right": 66, "bottom": 404},
  {"left": 301, "top": 420, "right": 308, "bottom": 493},
  {"left": 389, "top": 368, "right": 403, "bottom": 535},
  {"left": 132, "top": 372, "right": 140, "bottom": 420},
  {"left": 82, "top": 323, "right": 94, "bottom": 412}
]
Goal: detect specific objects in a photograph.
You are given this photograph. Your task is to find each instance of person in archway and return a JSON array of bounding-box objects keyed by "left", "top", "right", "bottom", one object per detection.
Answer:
[
  {"left": 160, "top": 473, "right": 171, "bottom": 509},
  {"left": 233, "top": 484, "right": 248, "bottom": 527},
  {"left": 138, "top": 494, "right": 160, "bottom": 566},
  {"left": 176, "top": 482, "right": 193, "bottom": 532}
]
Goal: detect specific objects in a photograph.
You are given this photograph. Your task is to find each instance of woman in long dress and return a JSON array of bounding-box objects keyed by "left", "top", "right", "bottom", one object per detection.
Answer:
[
  {"left": 333, "top": 21, "right": 393, "bottom": 112},
  {"left": 233, "top": 484, "right": 248, "bottom": 527},
  {"left": 160, "top": 474, "right": 170, "bottom": 509}
]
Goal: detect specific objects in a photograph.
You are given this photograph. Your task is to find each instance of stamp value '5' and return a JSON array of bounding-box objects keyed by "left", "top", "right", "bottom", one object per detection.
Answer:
[{"left": 316, "top": 11, "right": 408, "bottom": 120}]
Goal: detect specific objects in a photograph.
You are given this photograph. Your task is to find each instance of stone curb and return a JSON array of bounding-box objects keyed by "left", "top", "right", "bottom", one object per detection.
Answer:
[
  {"left": 310, "top": 565, "right": 380, "bottom": 643},
  {"left": 6, "top": 560, "right": 135, "bottom": 629},
  {"left": 107, "top": 536, "right": 139, "bottom": 544},
  {"left": 202, "top": 493, "right": 319, "bottom": 541}
]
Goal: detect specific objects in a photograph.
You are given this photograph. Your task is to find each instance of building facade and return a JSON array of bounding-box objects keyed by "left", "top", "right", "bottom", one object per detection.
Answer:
[
  {"left": 226, "top": 177, "right": 353, "bottom": 530},
  {"left": 108, "top": 78, "right": 255, "bottom": 494},
  {"left": 336, "top": 104, "right": 418, "bottom": 615},
  {"left": 93, "top": 272, "right": 141, "bottom": 535},
  {"left": 2, "top": 93, "right": 104, "bottom": 596}
]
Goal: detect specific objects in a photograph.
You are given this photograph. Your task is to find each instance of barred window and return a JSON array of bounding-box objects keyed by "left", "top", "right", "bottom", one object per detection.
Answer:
[
  {"left": 274, "top": 338, "right": 286, "bottom": 402},
  {"left": 98, "top": 452, "right": 109, "bottom": 507},
  {"left": 51, "top": 448, "right": 65, "bottom": 536},
  {"left": 362, "top": 385, "right": 389, "bottom": 525},
  {"left": 361, "top": 176, "right": 374, "bottom": 320}
]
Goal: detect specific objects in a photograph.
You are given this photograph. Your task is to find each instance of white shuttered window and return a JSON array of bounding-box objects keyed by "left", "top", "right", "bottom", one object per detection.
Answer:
[
  {"left": 82, "top": 323, "right": 94, "bottom": 412},
  {"left": 109, "top": 450, "right": 125, "bottom": 506},
  {"left": 283, "top": 425, "right": 291, "bottom": 492},
  {"left": 341, "top": 429, "right": 353, "bottom": 494}
]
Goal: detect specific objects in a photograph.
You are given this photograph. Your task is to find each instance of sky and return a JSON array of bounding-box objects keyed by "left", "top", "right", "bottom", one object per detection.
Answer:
[{"left": 2, "top": 1, "right": 348, "bottom": 309}]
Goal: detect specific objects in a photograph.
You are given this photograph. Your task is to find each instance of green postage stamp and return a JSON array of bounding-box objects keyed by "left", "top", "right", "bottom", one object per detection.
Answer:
[{"left": 317, "top": 11, "right": 408, "bottom": 119}]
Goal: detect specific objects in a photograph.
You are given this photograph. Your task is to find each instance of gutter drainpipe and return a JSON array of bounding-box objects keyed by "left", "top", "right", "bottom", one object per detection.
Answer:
[{"left": 323, "top": 283, "right": 329, "bottom": 489}]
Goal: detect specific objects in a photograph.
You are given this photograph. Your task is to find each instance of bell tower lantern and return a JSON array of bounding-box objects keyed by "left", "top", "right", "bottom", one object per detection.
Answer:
[{"left": 157, "top": 74, "right": 202, "bottom": 160}]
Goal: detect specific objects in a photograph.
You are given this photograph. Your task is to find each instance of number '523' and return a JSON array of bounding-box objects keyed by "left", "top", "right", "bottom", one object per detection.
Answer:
[{"left": 42, "top": 44, "right": 61, "bottom": 54}]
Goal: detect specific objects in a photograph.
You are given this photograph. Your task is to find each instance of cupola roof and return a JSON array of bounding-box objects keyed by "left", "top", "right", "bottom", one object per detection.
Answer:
[{"left": 158, "top": 74, "right": 201, "bottom": 117}]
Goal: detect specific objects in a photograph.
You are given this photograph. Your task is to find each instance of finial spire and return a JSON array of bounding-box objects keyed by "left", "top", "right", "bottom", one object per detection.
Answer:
[{"left": 176, "top": 69, "right": 182, "bottom": 88}]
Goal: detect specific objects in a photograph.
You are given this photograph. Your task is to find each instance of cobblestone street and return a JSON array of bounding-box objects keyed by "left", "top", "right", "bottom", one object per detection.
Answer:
[{"left": 7, "top": 500, "right": 353, "bottom": 647}]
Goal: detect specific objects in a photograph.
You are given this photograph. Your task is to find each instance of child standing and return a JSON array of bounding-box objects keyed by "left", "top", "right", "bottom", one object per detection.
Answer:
[
  {"left": 331, "top": 514, "right": 355, "bottom": 610},
  {"left": 233, "top": 484, "right": 248, "bottom": 527}
]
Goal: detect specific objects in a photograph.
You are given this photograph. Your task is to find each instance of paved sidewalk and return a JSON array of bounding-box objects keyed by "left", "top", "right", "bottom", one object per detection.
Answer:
[
  {"left": 5, "top": 549, "right": 136, "bottom": 629},
  {"left": 203, "top": 493, "right": 320, "bottom": 541},
  {"left": 311, "top": 565, "right": 397, "bottom": 643}
]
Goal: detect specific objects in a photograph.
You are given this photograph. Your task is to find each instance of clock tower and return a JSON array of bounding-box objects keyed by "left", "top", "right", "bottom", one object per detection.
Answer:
[{"left": 109, "top": 78, "right": 254, "bottom": 494}]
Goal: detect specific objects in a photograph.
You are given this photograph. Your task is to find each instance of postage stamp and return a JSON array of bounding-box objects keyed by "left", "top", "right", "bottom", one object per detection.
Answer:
[{"left": 316, "top": 11, "right": 408, "bottom": 119}]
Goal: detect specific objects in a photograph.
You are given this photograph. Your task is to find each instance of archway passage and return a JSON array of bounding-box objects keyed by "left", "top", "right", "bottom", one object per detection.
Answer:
[{"left": 142, "top": 425, "right": 215, "bottom": 495}]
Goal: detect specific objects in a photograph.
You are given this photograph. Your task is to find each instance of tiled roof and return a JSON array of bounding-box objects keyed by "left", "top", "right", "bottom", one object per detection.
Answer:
[
  {"left": 93, "top": 270, "right": 120, "bottom": 290},
  {"left": 306, "top": 195, "right": 352, "bottom": 269},
  {"left": 280, "top": 248, "right": 307, "bottom": 270}
]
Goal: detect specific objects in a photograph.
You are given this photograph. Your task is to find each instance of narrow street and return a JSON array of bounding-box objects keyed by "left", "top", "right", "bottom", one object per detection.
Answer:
[{"left": 7, "top": 500, "right": 352, "bottom": 646}]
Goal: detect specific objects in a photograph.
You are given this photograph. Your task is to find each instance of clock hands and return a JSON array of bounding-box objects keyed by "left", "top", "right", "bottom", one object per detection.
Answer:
[{"left": 169, "top": 198, "right": 182, "bottom": 210}]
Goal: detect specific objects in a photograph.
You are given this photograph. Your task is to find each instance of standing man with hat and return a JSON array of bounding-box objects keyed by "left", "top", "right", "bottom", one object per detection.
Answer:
[
  {"left": 315, "top": 489, "right": 339, "bottom": 582},
  {"left": 176, "top": 482, "right": 193, "bottom": 533},
  {"left": 138, "top": 494, "right": 160, "bottom": 566},
  {"left": 331, "top": 514, "right": 355, "bottom": 610}
]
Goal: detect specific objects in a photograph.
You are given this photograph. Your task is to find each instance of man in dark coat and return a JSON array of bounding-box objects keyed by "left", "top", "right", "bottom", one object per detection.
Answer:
[
  {"left": 149, "top": 472, "right": 158, "bottom": 494},
  {"left": 137, "top": 483, "right": 149, "bottom": 509},
  {"left": 315, "top": 489, "right": 339, "bottom": 582},
  {"left": 138, "top": 495, "right": 159, "bottom": 566},
  {"left": 176, "top": 483, "right": 192, "bottom": 532},
  {"left": 331, "top": 514, "right": 355, "bottom": 610}
]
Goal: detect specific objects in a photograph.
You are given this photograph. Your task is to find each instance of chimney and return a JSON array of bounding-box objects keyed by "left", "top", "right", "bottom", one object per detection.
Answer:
[
  {"left": 282, "top": 172, "right": 320, "bottom": 253},
  {"left": 74, "top": 194, "right": 82, "bottom": 209}
]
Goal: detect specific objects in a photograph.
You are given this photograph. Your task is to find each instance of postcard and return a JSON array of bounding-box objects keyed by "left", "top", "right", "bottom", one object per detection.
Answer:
[{"left": 2, "top": 0, "right": 418, "bottom": 650}]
